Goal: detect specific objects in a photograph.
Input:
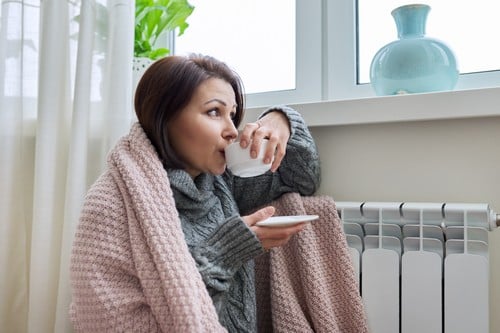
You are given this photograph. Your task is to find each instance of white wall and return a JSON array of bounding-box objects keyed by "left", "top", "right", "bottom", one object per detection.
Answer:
[{"left": 309, "top": 116, "right": 500, "bottom": 332}]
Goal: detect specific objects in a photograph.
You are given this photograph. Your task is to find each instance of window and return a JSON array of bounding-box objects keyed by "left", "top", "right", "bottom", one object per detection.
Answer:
[
  {"left": 175, "top": 0, "right": 295, "bottom": 95},
  {"left": 173, "top": 0, "right": 500, "bottom": 106},
  {"left": 329, "top": 0, "right": 500, "bottom": 101},
  {"left": 174, "top": 0, "right": 322, "bottom": 107},
  {"left": 358, "top": 0, "right": 500, "bottom": 84}
]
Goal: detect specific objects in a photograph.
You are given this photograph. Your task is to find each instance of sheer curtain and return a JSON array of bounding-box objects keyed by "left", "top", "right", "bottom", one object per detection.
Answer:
[{"left": 0, "top": 0, "right": 135, "bottom": 332}]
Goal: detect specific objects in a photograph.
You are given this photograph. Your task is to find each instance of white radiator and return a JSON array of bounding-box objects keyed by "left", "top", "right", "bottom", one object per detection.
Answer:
[{"left": 336, "top": 201, "right": 497, "bottom": 333}]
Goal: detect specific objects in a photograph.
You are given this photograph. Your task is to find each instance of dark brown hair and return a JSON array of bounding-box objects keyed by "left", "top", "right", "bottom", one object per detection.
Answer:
[{"left": 134, "top": 54, "right": 245, "bottom": 169}]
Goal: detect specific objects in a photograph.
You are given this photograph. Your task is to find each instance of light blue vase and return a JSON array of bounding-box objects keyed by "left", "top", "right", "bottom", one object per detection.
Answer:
[{"left": 370, "top": 4, "right": 459, "bottom": 96}]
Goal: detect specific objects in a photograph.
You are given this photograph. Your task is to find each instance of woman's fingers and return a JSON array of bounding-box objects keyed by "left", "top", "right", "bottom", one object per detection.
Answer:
[
  {"left": 237, "top": 111, "right": 291, "bottom": 171},
  {"left": 242, "top": 206, "right": 306, "bottom": 251},
  {"left": 242, "top": 206, "right": 275, "bottom": 227}
]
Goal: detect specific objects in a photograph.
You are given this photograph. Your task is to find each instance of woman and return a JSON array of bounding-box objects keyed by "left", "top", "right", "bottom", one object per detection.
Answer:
[{"left": 70, "top": 54, "right": 321, "bottom": 332}]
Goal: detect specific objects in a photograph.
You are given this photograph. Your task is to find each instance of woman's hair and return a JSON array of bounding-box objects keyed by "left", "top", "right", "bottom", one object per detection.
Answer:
[{"left": 134, "top": 54, "right": 245, "bottom": 169}]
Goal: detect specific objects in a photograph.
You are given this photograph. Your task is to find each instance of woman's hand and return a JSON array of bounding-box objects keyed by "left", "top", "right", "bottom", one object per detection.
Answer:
[
  {"left": 238, "top": 111, "right": 291, "bottom": 172},
  {"left": 242, "top": 206, "right": 305, "bottom": 251}
]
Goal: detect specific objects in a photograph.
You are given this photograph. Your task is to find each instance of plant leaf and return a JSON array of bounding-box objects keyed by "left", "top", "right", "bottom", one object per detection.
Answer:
[
  {"left": 149, "top": 48, "right": 170, "bottom": 60},
  {"left": 134, "top": 0, "right": 194, "bottom": 58}
]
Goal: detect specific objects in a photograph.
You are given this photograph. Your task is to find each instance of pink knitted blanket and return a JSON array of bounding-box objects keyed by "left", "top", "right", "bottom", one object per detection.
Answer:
[
  {"left": 256, "top": 193, "right": 369, "bottom": 332},
  {"left": 70, "top": 123, "right": 368, "bottom": 332},
  {"left": 70, "top": 123, "right": 225, "bottom": 332}
]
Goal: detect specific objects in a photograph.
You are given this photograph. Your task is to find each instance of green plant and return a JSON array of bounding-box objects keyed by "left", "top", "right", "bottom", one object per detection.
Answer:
[{"left": 135, "top": 0, "right": 194, "bottom": 60}]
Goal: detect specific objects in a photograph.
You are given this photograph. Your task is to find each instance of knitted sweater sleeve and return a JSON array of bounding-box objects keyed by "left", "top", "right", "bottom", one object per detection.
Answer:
[
  {"left": 230, "top": 105, "right": 321, "bottom": 215},
  {"left": 187, "top": 215, "right": 263, "bottom": 295}
]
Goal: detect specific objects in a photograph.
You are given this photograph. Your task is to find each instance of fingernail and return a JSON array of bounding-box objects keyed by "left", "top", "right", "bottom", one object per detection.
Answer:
[
  {"left": 251, "top": 150, "right": 257, "bottom": 158},
  {"left": 240, "top": 139, "right": 247, "bottom": 148}
]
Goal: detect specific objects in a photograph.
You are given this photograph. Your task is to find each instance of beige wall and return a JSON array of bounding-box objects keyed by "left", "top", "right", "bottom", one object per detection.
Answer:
[{"left": 309, "top": 116, "right": 500, "bottom": 332}]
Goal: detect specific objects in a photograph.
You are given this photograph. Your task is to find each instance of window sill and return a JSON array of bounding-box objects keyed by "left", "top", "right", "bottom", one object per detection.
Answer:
[{"left": 245, "top": 86, "right": 500, "bottom": 127}]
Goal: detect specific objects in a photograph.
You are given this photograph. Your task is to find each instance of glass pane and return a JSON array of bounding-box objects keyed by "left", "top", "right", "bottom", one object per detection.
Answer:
[
  {"left": 358, "top": 0, "right": 500, "bottom": 84},
  {"left": 174, "top": 0, "right": 295, "bottom": 95}
]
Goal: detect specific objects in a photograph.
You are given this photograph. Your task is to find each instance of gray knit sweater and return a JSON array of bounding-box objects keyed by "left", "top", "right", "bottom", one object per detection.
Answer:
[{"left": 167, "top": 106, "right": 320, "bottom": 332}]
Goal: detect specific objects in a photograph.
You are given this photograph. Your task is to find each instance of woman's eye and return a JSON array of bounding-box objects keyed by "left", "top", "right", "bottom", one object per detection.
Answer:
[{"left": 207, "top": 109, "right": 219, "bottom": 117}]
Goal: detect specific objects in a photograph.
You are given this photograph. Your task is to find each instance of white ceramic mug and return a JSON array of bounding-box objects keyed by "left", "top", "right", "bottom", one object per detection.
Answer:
[{"left": 225, "top": 139, "right": 273, "bottom": 177}]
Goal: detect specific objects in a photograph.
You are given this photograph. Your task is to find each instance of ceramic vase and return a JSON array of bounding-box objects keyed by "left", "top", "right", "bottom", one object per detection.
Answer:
[{"left": 369, "top": 4, "right": 459, "bottom": 96}]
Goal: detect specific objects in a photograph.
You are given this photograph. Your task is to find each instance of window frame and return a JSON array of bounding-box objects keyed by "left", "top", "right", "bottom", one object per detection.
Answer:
[
  {"left": 244, "top": 0, "right": 500, "bottom": 127},
  {"left": 172, "top": 0, "right": 500, "bottom": 121},
  {"left": 244, "top": 0, "right": 323, "bottom": 108},
  {"left": 327, "top": 0, "right": 500, "bottom": 101}
]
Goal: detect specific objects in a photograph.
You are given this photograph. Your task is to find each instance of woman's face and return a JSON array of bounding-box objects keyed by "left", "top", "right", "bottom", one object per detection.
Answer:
[{"left": 168, "top": 78, "right": 239, "bottom": 178}]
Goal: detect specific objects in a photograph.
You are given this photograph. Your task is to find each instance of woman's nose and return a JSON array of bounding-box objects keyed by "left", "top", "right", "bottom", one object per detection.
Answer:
[{"left": 224, "top": 120, "right": 238, "bottom": 141}]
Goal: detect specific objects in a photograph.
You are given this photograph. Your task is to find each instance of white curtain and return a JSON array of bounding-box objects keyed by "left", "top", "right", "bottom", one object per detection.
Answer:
[{"left": 0, "top": 0, "right": 135, "bottom": 332}]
